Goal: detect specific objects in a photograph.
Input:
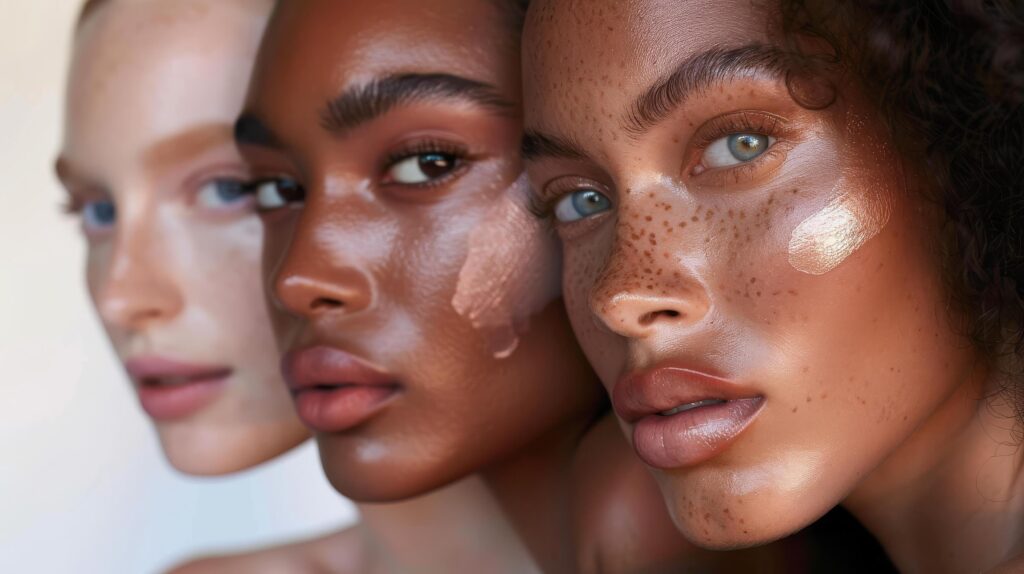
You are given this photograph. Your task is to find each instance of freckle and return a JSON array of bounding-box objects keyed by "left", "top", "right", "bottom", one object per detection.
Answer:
[
  {"left": 791, "top": 188, "right": 799, "bottom": 194},
  {"left": 903, "top": 415, "right": 908, "bottom": 421},
  {"left": 791, "top": 406, "right": 798, "bottom": 413},
  {"left": 691, "top": 216, "right": 699, "bottom": 222},
  {"left": 806, "top": 396, "right": 812, "bottom": 402},
  {"left": 645, "top": 216, "right": 653, "bottom": 222},
  {"left": 756, "top": 291, "right": 762, "bottom": 297},
  {"left": 703, "top": 513, "right": 711, "bottom": 520},
  {"left": 772, "top": 291, "right": 781, "bottom": 296},
  {"left": 820, "top": 392, "right": 827, "bottom": 399},
  {"left": 788, "top": 290, "right": 798, "bottom": 296},
  {"left": 801, "top": 366, "right": 809, "bottom": 373},
  {"left": 750, "top": 277, "right": 757, "bottom": 284}
]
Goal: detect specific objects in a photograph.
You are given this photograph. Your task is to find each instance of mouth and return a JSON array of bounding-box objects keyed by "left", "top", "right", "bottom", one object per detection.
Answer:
[
  {"left": 281, "top": 345, "right": 401, "bottom": 433},
  {"left": 613, "top": 364, "right": 764, "bottom": 469},
  {"left": 125, "top": 356, "right": 232, "bottom": 421}
]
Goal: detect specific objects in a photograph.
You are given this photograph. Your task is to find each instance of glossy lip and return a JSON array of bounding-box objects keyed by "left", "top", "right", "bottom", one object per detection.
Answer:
[
  {"left": 125, "top": 356, "right": 232, "bottom": 421},
  {"left": 613, "top": 363, "right": 764, "bottom": 469},
  {"left": 281, "top": 345, "right": 401, "bottom": 433}
]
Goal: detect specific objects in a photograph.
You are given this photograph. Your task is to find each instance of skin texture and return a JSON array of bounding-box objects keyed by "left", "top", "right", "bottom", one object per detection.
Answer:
[
  {"left": 59, "top": 0, "right": 307, "bottom": 477},
  {"left": 238, "top": 1, "right": 744, "bottom": 572},
  {"left": 61, "top": 3, "right": 544, "bottom": 574},
  {"left": 523, "top": 0, "right": 1024, "bottom": 572}
]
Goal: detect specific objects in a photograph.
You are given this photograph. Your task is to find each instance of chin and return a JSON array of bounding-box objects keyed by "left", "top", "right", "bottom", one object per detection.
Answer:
[
  {"left": 316, "top": 434, "right": 470, "bottom": 502},
  {"left": 157, "top": 424, "right": 306, "bottom": 476},
  {"left": 656, "top": 466, "right": 835, "bottom": 551}
]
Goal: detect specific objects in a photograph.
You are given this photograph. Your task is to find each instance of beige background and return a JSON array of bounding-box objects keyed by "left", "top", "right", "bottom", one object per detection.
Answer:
[{"left": 0, "top": 2, "right": 357, "bottom": 572}]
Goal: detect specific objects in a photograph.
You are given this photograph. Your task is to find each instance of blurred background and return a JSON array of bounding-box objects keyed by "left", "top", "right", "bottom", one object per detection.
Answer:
[{"left": 0, "top": 2, "right": 358, "bottom": 572}]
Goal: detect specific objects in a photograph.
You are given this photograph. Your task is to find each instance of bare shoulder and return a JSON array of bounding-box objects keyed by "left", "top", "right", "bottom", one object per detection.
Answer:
[
  {"left": 165, "top": 525, "right": 368, "bottom": 574},
  {"left": 988, "top": 553, "right": 1024, "bottom": 574},
  {"left": 570, "top": 415, "right": 696, "bottom": 574}
]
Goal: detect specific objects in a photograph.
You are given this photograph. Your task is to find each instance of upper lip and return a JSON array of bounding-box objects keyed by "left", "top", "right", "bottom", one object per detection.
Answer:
[
  {"left": 612, "top": 361, "right": 759, "bottom": 423},
  {"left": 281, "top": 345, "right": 398, "bottom": 393},
  {"left": 124, "top": 356, "right": 233, "bottom": 385}
]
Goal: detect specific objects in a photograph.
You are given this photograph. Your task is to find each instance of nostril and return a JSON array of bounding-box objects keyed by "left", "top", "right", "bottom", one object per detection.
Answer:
[
  {"left": 638, "top": 309, "right": 682, "bottom": 327},
  {"left": 310, "top": 297, "right": 344, "bottom": 312}
]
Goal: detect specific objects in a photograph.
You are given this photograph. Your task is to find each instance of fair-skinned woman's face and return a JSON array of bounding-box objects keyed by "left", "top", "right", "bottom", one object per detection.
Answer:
[
  {"left": 523, "top": 0, "right": 978, "bottom": 548},
  {"left": 238, "top": 0, "right": 600, "bottom": 501},
  {"left": 58, "top": 0, "right": 307, "bottom": 475}
]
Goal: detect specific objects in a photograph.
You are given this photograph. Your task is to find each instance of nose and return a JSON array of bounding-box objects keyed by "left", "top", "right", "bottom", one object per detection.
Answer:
[
  {"left": 271, "top": 214, "right": 375, "bottom": 320},
  {"left": 96, "top": 227, "right": 184, "bottom": 331},
  {"left": 589, "top": 228, "right": 710, "bottom": 340}
]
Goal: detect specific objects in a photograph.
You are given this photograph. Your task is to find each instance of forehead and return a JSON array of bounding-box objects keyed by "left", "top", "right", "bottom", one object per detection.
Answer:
[
  {"left": 249, "top": 0, "right": 517, "bottom": 120},
  {"left": 523, "top": 0, "right": 774, "bottom": 133},
  {"left": 65, "top": 0, "right": 264, "bottom": 165}
]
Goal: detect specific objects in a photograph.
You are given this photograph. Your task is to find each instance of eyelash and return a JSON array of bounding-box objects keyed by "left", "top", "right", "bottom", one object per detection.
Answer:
[{"left": 382, "top": 138, "right": 471, "bottom": 188}]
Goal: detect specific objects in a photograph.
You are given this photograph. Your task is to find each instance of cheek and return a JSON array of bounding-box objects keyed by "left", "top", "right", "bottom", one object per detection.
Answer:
[
  {"left": 451, "top": 178, "right": 562, "bottom": 359},
  {"left": 562, "top": 222, "right": 621, "bottom": 384}
]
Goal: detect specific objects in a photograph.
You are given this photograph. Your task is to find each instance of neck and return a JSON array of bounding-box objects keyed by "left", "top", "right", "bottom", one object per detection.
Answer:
[
  {"left": 355, "top": 476, "right": 540, "bottom": 574},
  {"left": 844, "top": 366, "right": 1024, "bottom": 573},
  {"left": 482, "top": 417, "right": 593, "bottom": 574}
]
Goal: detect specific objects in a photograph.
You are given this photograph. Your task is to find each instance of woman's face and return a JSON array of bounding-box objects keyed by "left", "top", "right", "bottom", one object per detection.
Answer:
[
  {"left": 58, "top": 0, "right": 307, "bottom": 475},
  {"left": 523, "top": 0, "right": 978, "bottom": 548},
  {"left": 238, "top": 0, "right": 600, "bottom": 501}
]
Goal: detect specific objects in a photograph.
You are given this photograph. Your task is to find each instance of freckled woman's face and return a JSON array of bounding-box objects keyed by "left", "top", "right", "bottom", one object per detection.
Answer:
[
  {"left": 240, "top": 0, "right": 599, "bottom": 501},
  {"left": 524, "top": 0, "right": 976, "bottom": 548},
  {"left": 59, "top": 0, "right": 308, "bottom": 476}
]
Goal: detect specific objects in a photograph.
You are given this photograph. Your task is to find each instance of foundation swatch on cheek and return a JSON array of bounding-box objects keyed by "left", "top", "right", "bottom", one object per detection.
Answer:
[
  {"left": 787, "top": 181, "right": 891, "bottom": 275},
  {"left": 452, "top": 175, "right": 562, "bottom": 359}
]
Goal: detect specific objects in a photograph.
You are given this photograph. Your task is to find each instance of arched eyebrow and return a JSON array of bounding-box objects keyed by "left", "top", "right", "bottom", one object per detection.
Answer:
[
  {"left": 624, "top": 44, "right": 789, "bottom": 136},
  {"left": 319, "top": 73, "right": 517, "bottom": 136}
]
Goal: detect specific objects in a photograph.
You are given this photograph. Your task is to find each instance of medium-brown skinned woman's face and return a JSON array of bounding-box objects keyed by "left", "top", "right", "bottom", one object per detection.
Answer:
[
  {"left": 58, "top": 0, "right": 308, "bottom": 475},
  {"left": 240, "top": 0, "right": 600, "bottom": 501},
  {"left": 524, "top": 0, "right": 978, "bottom": 548}
]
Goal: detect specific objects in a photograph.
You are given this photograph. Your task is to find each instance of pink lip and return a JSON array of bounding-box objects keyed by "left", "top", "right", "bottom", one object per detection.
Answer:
[
  {"left": 281, "top": 345, "right": 400, "bottom": 433},
  {"left": 125, "top": 356, "right": 232, "bottom": 421},
  {"left": 613, "top": 363, "right": 764, "bottom": 469}
]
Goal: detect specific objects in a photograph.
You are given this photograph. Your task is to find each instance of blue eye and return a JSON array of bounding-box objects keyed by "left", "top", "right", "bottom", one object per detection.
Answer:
[
  {"left": 253, "top": 177, "right": 305, "bottom": 211},
  {"left": 554, "top": 189, "right": 612, "bottom": 222},
  {"left": 82, "top": 199, "right": 116, "bottom": 231},
  {"left": 702, "top": 133, "right": 775, "bottom": 169},
  {"left": 196, "top": 179, "right": 251, "bottom": 210}
]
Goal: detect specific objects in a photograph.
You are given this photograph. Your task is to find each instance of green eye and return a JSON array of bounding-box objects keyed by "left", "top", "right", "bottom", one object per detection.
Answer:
[
  {"left": 554, "top": 189, "right": 612, "bottom": 222},
  {"left": 703, "top": 133, "right": 774, "bottom": 168}
]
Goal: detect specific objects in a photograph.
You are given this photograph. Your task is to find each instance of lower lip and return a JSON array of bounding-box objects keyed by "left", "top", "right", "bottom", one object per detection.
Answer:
[
  {"left": 632, "top": 397, "right": 764, "bottom": 469},
  {"left": 136, "top": 375, "right": 229, "bottom": 421},
  {"left": 293, "top": 385, "right": 399, "bottom": 433}
]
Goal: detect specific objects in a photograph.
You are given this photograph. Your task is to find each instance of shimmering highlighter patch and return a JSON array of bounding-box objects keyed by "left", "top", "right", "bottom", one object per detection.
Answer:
[
  {"left": 452, "top": 175, "right": 561, "bottom": 358},
  {"left": 787, "top": 181, "right": 891, "bottom": 275},
  {"left": 788, "top": 112, "right": 894, "bottom": 275}
]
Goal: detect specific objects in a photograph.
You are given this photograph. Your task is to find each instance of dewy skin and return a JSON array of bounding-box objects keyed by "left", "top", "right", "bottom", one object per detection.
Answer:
[
  {"left": 453, "top": 175, "right": 561, "bottom": 358},
  {"left": 787, "top": 112, "right": 893, "bottom": 275},
  {"left": 787, "top": 181, "right": 892, "bottom": 275}
]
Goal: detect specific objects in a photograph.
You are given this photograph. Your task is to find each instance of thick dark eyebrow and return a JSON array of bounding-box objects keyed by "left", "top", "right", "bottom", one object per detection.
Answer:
[
  {"left": 625, "top": 44, "right": 789, "bottom": 135},
  {"left": 521, "top": 130, "right": 589, "bottom": 162},
  {"left": 319, "top": 73, "right": 516, "bottom": 135},
  {"left": 234, "top": 113, "right": 282, "bottom": 149}
]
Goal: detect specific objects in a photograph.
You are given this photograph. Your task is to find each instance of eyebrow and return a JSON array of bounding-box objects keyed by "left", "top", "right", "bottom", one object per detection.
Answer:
[
  {"left": 141, "top": 123, "right": 235, "bottom": 171},
  {"left": 319, "top": 72, "right": 516, "bottom": 135},
  {"left": 625, "top": 44, "right": 789, "bottom": 135},
  {"left": 521, "top": 130, "right": 589, "bottom": 162},
  {"left": 234, "top": 113, "right": 282, "bottom": 149}
]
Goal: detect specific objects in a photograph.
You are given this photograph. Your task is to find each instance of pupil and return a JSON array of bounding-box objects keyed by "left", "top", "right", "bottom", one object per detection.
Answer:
[
  {"left": 279, "top": 179, "right": 305, "bottom": 202},
  {"left": 215, "top": 180, "right": 245, "bottom": 201},
  {"left": 93, "top": 201, "right": 115, "bottom": 223},
  {"left": 574, "top": 190, "right": 607, "bottom": 214},
  {"left": 418, "top": 154, "right": 454, "bottom": 179},
  {"left": 729, "top": 134, "right": 766, "bottom": 160}
]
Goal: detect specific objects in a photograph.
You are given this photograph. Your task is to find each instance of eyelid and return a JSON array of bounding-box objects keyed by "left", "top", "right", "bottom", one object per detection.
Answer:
[{"left": 689, "top": 110, "right": 789, "bottom": 150}]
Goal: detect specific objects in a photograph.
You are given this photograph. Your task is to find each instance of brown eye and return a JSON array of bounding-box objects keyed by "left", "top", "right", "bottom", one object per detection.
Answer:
[
  {"left": 387, "top": 153, "right": 458, "bottom": 184},
  {"left": 254, "top": 177, "right": 305, "bottom": 211}
]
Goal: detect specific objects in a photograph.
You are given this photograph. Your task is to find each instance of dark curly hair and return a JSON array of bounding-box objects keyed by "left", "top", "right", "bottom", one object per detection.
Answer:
[{"left": 776, "top": 0, "right": 1024, "bottom": 423}]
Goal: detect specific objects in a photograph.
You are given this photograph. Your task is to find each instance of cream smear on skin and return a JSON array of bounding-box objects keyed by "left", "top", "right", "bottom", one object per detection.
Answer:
[
  {"left": 788, "top": 113, "right": 894, "bottom": 275},
  {"left": 452, "top": 175, "right": 562, "bottom": 359}
]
